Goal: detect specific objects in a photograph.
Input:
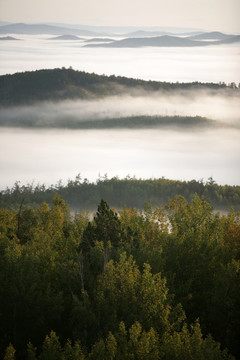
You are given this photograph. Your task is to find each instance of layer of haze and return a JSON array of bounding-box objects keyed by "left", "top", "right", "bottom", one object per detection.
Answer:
[
  {"left": 0, "top": 125, "right": 239, "bottom": 189},
  {"left": 1, "top": 87, "right": 239, "bottom": 188},
  {"left": 0, "top": 35, "right": 240, "bottom": 84},
  {"left": 1, "top": 91, "right": 240, "bottom": 127},
  {"left": 0, "top": 27, "right": 239, "bottom": 189},
  {"left": 1, "top": 0, "right": 240, "bottom": 33}
]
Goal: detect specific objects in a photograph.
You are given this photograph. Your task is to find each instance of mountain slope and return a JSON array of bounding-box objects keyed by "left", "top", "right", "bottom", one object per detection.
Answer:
[
  {"left": 48, "top": 34, "right": 83, "bottom": 40},
  {"left": 219, "top": 35, "right": 240, "bottom": 44},
  {"left": 84, "top": 35, "right": 210, "bottom": 48},
  {"left": 189, "top": 31, "right": 234, "bottom": 40},
  {"left": 0, "top": 68, "right": 232, "bottom": 106},
  {"left": 84, "top": 37, "right": 115, "bottom": 43},
  {"left": 0, "top": 36, "right": 20, "bottom": 40}
]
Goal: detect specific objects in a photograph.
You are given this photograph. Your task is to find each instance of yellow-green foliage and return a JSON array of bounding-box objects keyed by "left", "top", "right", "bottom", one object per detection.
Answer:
[{"left": 0, "top": 195, "right": 239, "bottom": 359}]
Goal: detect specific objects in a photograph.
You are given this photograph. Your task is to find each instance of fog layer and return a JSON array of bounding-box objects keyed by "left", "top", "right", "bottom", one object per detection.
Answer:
[
  {"left": 0, "top": 35, "right": 239, "bottom": 188},
  {"left": 0, "top": 89, "right": 239, "bottom": 128},
  {"left": 0, "top": 126, "right": 240, "bottom": 189},
  {"left": 0, "top": 35, "right": 239, "bottom": 83}
]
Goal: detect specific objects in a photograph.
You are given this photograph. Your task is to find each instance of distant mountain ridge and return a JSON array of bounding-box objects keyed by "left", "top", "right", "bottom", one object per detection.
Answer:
[
  {"left": 0, "top": 23, "right": 102, "bottom": 36},
  {"left": 124, "top": 30, "right": 169, "bottom": 37},
  {"left": 84, "top": 38, "right": 115, "bottom": 43},
  {"left": 1, "top": 22, "right": 239, "bottom": 41},
  {"left": 189, "top": 31, "right": 234, "bottom": 40},
  {"left": 0, "top": 36, "right": 20, "bottom": 40},
  {"left": 19, "top": 23, "right": 206, "bottom": 35},
  {"left": 84, "top": 35, "right": 206, "bottom": 48},
  {"left": 84, "top": 34, "right": 240, "bottom": 48},
  {"left": 0, "top": 23, "right": 239, "bottom": 48}
]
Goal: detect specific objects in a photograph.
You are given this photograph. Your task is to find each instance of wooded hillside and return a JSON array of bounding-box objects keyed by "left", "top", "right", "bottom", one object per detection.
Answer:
[{"left": 0, "top": 68, "right": 234, "bottom": 106}]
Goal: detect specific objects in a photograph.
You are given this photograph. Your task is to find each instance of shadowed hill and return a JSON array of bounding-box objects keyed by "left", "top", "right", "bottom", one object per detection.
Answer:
[
  {"left": 0, "top": 22, "right": 102, "bottom": 36},
  {"left": 48, "top": 34, "right": 83, "bottom": 40},
  {"left": 84, "top": 33, "right": 240, "bottom": 48},
  {"left": 219, "top": 35, "right": 240, "bottom": 44},
  {"left": 0, "top": 35, "right": 21, "bottom": 40},
  {"left": 84, "top": 35, "right": 208, "bottom": 48},
  {"left": 188, "top": 31, "right": 234, "bottom": 40},
  {"left": 84, "top": 37, "right": 115, "bottom": 43},
  {"left": 0, "top": 68, "right": 234, "bottom": 106}
]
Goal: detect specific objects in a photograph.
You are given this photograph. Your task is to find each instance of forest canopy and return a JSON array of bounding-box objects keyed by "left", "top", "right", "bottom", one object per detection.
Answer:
[{"left": 0, "top": 195, "right": 239, "bottom": 359}]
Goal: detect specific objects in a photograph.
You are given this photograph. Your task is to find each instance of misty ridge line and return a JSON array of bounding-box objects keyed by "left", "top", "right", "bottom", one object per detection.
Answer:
[
  {"left": 0, "top": 92, "right": 239, "bottom": 129},
  {"left": 2, "top": 33, "right": 240, "bottom": 47},
  {"left": 0, "top": 68, "right": 239, "bottom": 129},
  {"left": 0, "top": 23, "right": 239, "bottom": 45},
  {"left": 83, "top": 34, "right": 240, "bottom": 48},
  {"left": 0, "top": 113, "right": 217, "bottom": 130},
  {"left": 0, "top": 68, "right": 239, "bottom": 107}
]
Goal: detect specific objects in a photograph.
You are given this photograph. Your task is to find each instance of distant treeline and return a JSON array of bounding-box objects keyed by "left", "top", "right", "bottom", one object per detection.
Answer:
[
  {"left": 0, "top": 114, "right": 214, "bottom": 129},
  {"left": 1, "top": 175, "right": 240, "bottom": 211},
  {"left": 0, "top": 68, "right": 238, "bottom": 106}
]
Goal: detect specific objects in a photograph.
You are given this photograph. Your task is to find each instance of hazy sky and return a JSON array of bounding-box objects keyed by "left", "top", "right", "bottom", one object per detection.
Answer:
[{"left": 0, "top": 0, "right": 240, "bottom": 33}]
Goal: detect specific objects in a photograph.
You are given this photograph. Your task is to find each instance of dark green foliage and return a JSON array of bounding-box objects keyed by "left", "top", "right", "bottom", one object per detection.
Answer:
[
  {"left": 0, "top": 195, "right": 239, "bottom": 359},
  {"left": 0, "top": 68, "right": 237, "bottom": 107},
  {"left": 82, "top": 199, "right": 122, "bottom": 250}
]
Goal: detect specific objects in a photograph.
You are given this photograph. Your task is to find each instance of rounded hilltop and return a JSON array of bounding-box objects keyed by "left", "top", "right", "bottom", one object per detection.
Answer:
[{"left": 49, "top": 34, "right": 82, "bottom": 40}]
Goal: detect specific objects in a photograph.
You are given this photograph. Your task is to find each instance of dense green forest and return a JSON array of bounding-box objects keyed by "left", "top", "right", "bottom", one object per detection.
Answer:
[
  {"left": 1, "top": 176, "right": 240, "bottom": 211},
  {"left": 0, "top": 195, "right": 239, "bottom": 359},
  {"left": 0, "top": 68, "right": 238, "bottom": 106}
]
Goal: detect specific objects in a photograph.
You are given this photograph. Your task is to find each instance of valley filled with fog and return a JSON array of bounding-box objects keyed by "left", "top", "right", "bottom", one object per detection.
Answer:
[
  {"left": 0, "top": 34, "right": 239, "bottom": 83},
  {"left": 0, "top": 125, "right": 240, "bottom": 188},
  {"left": 0, "top": 34, "right": 240, "bottom": 189}
]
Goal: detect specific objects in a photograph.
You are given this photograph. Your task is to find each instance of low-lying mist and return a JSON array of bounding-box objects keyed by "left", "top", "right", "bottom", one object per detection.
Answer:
[
  {"left": 1, "top": 36, "right": 239, "bottom": 84},
  {"left": 1, "top": 125, "right": 240, "bottom": 189},
  {"left": 0, "top": 89, "right": 239, "bottom": 128}
]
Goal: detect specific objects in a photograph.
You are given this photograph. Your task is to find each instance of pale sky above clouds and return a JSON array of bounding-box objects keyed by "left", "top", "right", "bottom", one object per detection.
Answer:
[{"left": 0, "top": 0, "right": 240, "bottom": 33}]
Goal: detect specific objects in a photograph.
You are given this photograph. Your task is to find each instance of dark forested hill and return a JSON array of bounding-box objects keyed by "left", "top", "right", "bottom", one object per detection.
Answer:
[{"left": 0, "top": 68, "right": 233, "bottom": 106}]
